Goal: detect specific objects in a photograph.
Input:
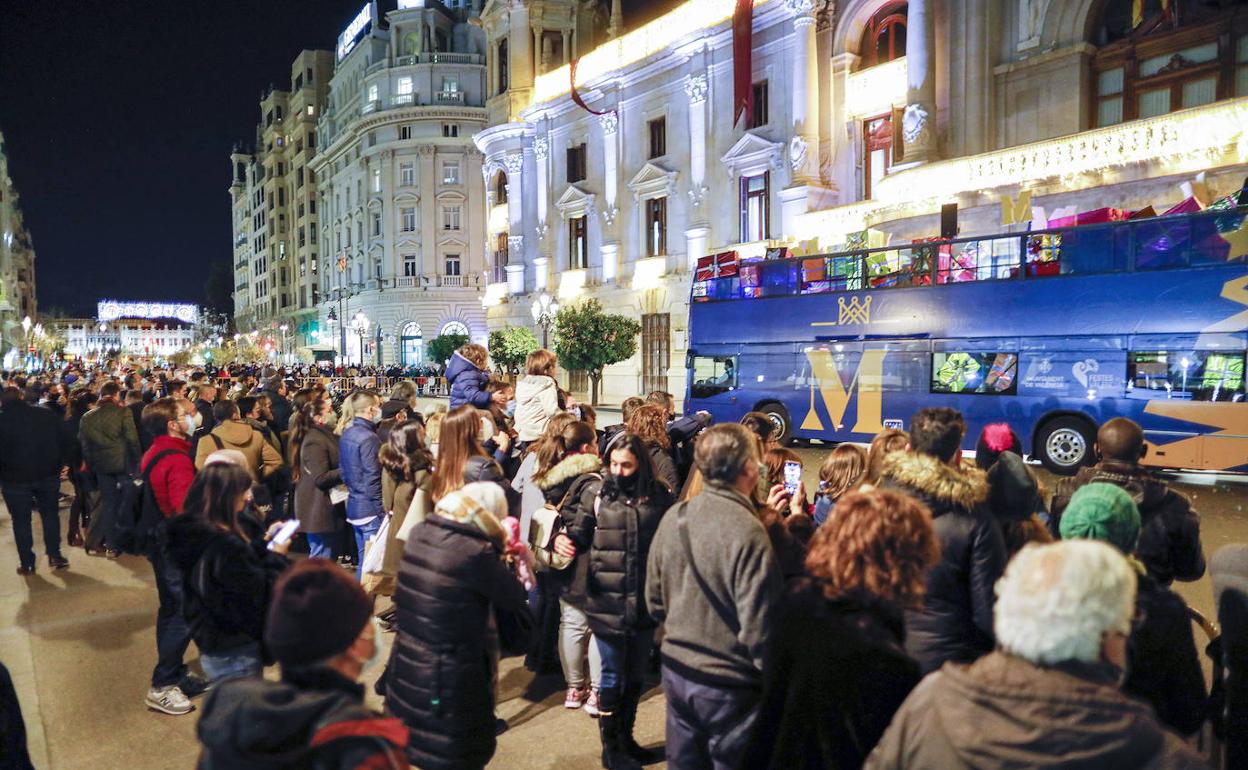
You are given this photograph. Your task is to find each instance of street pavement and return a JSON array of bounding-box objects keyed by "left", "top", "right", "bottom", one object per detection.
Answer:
[{"left": 2, "top": 446, "right": 1243, "bottom": 768}]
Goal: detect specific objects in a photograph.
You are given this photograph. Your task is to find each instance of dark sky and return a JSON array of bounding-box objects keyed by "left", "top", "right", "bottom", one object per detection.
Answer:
[
  {"left": 0, "top": 0, "right": 360, "bottom": 317},
  {"left": 0, "top": 0, "right": 670, "bottom": 318}
]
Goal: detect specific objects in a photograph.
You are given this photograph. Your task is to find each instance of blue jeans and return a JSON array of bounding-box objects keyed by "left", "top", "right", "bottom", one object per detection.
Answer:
[
  {"left": 596, "top": 629, "right": 655, "bottom": 714},
  {"left": 352, "top": 517, "right": 382, "bottom": 581},
  {"left": 148, "top": 548, "right": 192, "bottom": 688},
  {"left": 307, "top": 533, "right": 334, "bottom": 559},
  {"left": 201, "top": 642, "right": 262, "bottom": 684},
  {"left": 2, "top": 477, "right": 63, "bottom": 568}
]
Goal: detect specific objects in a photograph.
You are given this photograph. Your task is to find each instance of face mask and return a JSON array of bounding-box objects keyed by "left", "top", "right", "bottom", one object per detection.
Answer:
[
  {"left": 321, "top": 412, "right": 337, "bottom": 430},
  {"left": 182, "top": 415, "right": 197, "bottom": 436},
  {"left": 192, "top": 412, "right": 203, "bottom": 428},
  {"left": 504, "top": 400, "right": 517, "bottom": 419},
  {"left": 370, "top": 409, "right": 383, "bottom": 425},
  {"left": 360, "top": 617, "right": 384, "bottom": 671}
]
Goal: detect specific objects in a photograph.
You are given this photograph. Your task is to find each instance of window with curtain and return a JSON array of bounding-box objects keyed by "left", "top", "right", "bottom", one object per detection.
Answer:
[{"left": 1091, "top": 1, "right": 1246, "bottom": 128}]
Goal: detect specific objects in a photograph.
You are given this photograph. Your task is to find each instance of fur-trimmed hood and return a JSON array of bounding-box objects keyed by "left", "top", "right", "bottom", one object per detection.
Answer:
[
  {"left": 880, "top": 451, "right": 988, "bottom": 515},
  {"left": 537, "top": 452, "right": 603, "bottom": 492}
]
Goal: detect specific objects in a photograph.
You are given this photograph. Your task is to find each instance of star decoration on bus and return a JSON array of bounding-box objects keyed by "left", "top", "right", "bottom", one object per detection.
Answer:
[{"left": 1221, "top": 217, "right": 1248, "bottom": 261}]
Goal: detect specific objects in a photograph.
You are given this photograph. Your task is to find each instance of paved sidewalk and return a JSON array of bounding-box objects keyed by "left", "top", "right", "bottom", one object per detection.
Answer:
[{"left": 0, "top": 492, "right": 666, "bottom": 769}]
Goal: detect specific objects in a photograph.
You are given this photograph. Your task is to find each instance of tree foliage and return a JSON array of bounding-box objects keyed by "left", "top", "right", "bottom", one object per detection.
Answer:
[
  {"left": 488, "top": 326, "right": 539, "bottom": 377},
  {"left": 427, "top": 333, "right": 470, "bottom": 366},
  {"left": 552, "top": 299, "right": 641, "bottom": 405}
]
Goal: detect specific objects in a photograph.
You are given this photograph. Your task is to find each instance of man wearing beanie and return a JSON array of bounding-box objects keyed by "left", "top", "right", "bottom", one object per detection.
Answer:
[
  {"left": 195, "top": 559, "right": 408, "bottom": 769},
  {"left": 1059, "top": 483, "right": 1207, "bottom": 737}
]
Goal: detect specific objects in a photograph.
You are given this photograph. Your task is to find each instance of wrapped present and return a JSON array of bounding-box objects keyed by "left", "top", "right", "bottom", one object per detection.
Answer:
[
  {"left": 715, "top": 250, "right": 739, "bottom": 277},
  {"left": 739, "top": 263, "right": 762, "bottom": 288},
  {"left": 765, "top": 246, "right": 790, "bottom": 261},
  {"left": 1047, "top": 207, "right": 1128, "bottom": 228},
  {"left": 802, "top": 257, "right": 826, "bottom": 282},
  {"left": 694, "top": 255, "right": 716, "bottom": 281},
  {"left": 1128, "top": 206, "right": 1156, "bottom": 220},
  {"left": 1162, "top": 198, "right": 1201, "bottom": 216}
]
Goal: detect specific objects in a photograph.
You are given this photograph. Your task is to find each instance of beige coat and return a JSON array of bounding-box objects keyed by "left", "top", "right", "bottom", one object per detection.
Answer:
[{"left": 195, "top": 419, "right": 283, "bottom": 480}]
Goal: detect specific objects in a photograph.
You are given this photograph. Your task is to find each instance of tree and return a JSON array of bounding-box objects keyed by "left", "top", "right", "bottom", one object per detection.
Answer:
[
  {"left": 204, "top": 260, "right": 235, "bottom": 318},
  {"left": 488, "top": 326, "right": 539, "bottom": 378},
  {"left": 427, "top": 332, "right": 470, "bottom": 366},
  {"left": 553, "top": 299, "right": 641, "bottom": 405}
]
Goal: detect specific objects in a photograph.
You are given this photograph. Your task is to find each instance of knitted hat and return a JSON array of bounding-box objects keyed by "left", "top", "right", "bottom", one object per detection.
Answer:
[
  {"left": 986, "top": 452, "right": 1041, "bottom": 522},
  {"left": 380, "top": 400, "right": 409, "bottom": 420},
  {"left": 976, "top": 423, "right": 1023, "bottom": 470},
  {"left": 264, "top": 559, "right": 373, "bottom": 667},
  {"left": 1059, "top": 482, "right": 1141, "bottom": 554}
]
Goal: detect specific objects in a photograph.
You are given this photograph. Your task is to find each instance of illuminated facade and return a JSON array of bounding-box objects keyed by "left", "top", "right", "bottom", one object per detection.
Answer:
[
  {"left": 0, "top": 127, "right": 38, "bottom": 355},
  {"left": 477, "top": 0, "right": 1248, "bottom": 402},
  {"left": 55, "top": 303, "right": 199, "bottom": 360},
  {"left": 308, "top": 1, "right": 491, "bottom": 366},
  {"left": 229, "top": 50, "right": 335, "bottom": 345}
]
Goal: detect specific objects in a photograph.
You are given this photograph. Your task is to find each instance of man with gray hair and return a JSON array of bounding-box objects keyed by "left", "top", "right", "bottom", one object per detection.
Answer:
[
  {"left": 865, "top": 540, "right": 1207, "bottom": 769},
  {"left": 646, "top": 423, "right": 781, "bottom": 770}
]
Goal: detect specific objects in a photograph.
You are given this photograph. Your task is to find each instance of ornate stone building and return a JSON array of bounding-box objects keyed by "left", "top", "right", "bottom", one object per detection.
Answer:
[{"left": 0, "top": 127, "right": 38, "bottom": 356}]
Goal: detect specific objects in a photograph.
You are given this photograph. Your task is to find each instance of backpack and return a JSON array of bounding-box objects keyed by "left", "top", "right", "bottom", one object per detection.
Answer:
[
  {"left": 529, "top": 473, "right": 601, "bottom": 572},
  {"left": 112, "top": 449, "right": 184, "bottom": 556}
]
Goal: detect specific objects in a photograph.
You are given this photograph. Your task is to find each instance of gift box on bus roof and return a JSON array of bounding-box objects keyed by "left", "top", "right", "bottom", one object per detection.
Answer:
[
  {"left": 695, "top": 251, "right": 740, "bottom": 281},
  {"left": 1046, "top": 207, "right": 1129, "bottom": 229}
]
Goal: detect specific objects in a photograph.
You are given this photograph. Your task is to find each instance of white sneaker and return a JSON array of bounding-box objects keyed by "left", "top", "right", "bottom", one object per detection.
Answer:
[{"left": 145, "top": 685, "right": 194, "bottom": 716}]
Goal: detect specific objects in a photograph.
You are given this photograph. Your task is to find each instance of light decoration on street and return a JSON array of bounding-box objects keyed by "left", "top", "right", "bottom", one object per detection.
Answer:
[
  {"left": 795, "top": 96, "right": 1248, "bottom": 247},
  {"left": 531, "top": 0, "right": 776, "bottom": 105},
  {"left": 530, "top": 293, "right": 559, "bottom": 349},
  {"left": 97, "top": 300, "right": 197, "bottom": 324},
  {"left": 845, "top": 57, "right": 908, "bottom": 118}
]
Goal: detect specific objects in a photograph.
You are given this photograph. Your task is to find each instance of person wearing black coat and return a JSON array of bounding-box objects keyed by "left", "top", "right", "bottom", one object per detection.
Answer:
[
  {"left": 290, "top": 398, "right": 343, "bottom": 560},
  {"left": 0, "top": 387, "right": 73, "bottom": 573},
  {"left": 740, "top": 489, "right": 939, "bottom": 770},
  {"left": 876, "top": 408, "right": 1007, "bottom": 675},
  {"left": 578, "top": 434, "right": 673, "bottom": 769},
  {"left": 386, "top": 483, "right": 529, "bottom": 770}
]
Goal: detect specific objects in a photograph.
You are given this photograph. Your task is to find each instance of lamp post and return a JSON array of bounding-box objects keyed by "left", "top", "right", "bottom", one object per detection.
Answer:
[
  {"left": 530, "top": 292, "right": 559, "bottom": 349},
  {"left": 278, "top": 324, "right": 290, "bottom": 364},
  {"left": 326, "top": 308, "right": 339, "bottom": 363},
  {"left": 350, "top": 311, "right": 370, "bottom": 367},
  {"left": 21, "top": 316, "right": 31, "bottom": 370}
]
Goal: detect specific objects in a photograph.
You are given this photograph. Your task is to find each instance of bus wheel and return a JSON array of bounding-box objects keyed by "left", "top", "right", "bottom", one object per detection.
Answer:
[
  {"left": 758, "top": 402, "right": 793, "bottom": 446},
  {"left": 1036, "top": 416, "right": 1095, "bottom": 476}
]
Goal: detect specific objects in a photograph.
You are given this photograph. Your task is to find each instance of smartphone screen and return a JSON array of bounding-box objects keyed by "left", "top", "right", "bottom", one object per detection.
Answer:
[
  {"left": 783, "top": 461, "right": 802, "bottom": 496},
  {"left": 268, "top": 519, "right": 301, "bottom": 550}
]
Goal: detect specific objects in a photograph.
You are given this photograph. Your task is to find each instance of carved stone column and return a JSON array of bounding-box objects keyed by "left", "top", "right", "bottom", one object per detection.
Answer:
[
  {"left": 903, "top": 0, "right": 938, "bottom": 163},
  {"left": 684, "top": 74, "right": 709, "bottom": 211}
]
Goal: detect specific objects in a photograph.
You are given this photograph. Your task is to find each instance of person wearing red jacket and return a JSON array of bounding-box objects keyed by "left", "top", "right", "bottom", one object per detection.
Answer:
[{"left": 138, "top": 398, "right": 205, "bottom": 716}]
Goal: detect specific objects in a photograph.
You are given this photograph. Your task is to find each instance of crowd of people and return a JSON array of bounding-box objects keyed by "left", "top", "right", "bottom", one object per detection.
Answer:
[{"left": 0, "top": 343, "right": 1245, "bottom": 770}]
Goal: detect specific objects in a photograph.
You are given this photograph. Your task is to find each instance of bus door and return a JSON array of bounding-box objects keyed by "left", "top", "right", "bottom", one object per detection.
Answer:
[{"left": 1126, "top": 333, "right": 1248, "bottom": 471}]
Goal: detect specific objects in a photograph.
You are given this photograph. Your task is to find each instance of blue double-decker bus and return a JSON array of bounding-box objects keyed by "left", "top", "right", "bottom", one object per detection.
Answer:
[{"left": 685, "top": 205, "right": 1248, "bottom": 474}]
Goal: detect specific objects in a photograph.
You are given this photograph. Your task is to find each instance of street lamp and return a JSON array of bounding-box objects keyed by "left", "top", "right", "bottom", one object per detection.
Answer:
[
  {"left": 530, "top": 292, "right": 559, "bottom": 348},
  {"left": 350, "top": 311, "right": 370, "bottom": 367},
  {"left": 20, "top": 316, "right": 32, "bottom": 370},
  {"left": 278, "top": 323, "right": 290, "bottom": 364}
]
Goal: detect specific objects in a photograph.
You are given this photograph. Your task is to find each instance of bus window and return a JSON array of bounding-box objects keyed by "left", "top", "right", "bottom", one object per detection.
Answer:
[
  {"left": 1128, "top": 351, "right": 1245, "bottom": 401},
  {"left": 691, "top": 355, "right": 738, "bottom": 398},
  {"left": 930, "top": 352, "right": 1019, "bottom": 395}
]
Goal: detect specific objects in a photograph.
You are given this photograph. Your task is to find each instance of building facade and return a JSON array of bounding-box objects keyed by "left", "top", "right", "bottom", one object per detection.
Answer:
[
  {"left": 0, "top": 128, "right": 38, "bottom": 356},
  {"left": 477, "top": 0, "right": 1248, "bottom": 402},
  {"left": 54, "top": 301, "right": 199, "bottom": 360},
  {"left": 230, "top": 50, "right": 336, "bottom": 347},
  {"left": 308, "top": 1, "right": 493, "bottom": 366}
]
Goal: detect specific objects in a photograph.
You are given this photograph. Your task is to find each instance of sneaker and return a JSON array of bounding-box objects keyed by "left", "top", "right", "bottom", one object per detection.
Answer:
[
  {"left": 49, "top": 555, "right": 69, "bottom": 571},
  {"left": 178, "top": 673, "right": 211, "bottom": 699},
  {"left": 583, "top": 688, "right": 601, "bottom": 718},
  {"left": 564, "top": 686, "right": 587, "bottom": 709},
  {"left": 145, "top": 685, "right": 194, "bottom": 716},
  {"left": 105, "top": 549, "right": 121, "bottom": 560}
]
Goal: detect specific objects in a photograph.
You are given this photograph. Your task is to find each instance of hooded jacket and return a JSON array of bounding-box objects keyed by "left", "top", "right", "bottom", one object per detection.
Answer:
[
  {"left": 879, "top": 452, "right": 1007, "bottom": 674},
  {"left": 514, "top": 374, "right": 559, "bottom": 442},
  {"left": 864, "top": 651, "right": 1208, "bottom": 770},
  {"left": 194, "top": 419, "right": 283, "bottom": 480},
  {"left": 163, "top": 514, "right": 289, "bottom": 655},
  {"left": 537, "top": 452, "right": 603, "bottom": 605},
  {"left": 196, "top": 666, "right": 408, "bottom": 770},
  {"left": 445, "top": 352, "right": 492, "bottom": 411},
  {"left": 1052, "top": 460, "right": 1205, "bottom": 586}
]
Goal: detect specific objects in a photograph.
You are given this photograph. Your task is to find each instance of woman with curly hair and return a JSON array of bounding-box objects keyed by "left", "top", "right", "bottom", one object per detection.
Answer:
[
  {"left": 741, "top": 489, "right": 940, "bottom": 770},
  {"left": 624, "top": 403, "right": 678, "bottom": 491}
]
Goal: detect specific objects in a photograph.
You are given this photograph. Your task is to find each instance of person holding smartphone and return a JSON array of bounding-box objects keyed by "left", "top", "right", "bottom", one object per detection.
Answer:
[{"left": 164, "top": 463, "right": 292, "bottom": 685}]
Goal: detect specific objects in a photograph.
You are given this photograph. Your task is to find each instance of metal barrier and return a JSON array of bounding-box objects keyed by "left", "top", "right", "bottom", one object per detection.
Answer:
[{"left": 291, "top": 376, "right": 449, "bottom": 397}]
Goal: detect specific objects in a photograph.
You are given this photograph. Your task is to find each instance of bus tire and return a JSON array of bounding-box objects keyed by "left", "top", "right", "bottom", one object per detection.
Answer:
[
  {"left": 758, "top": 402, "right": 793, "bottom": 446},
  {"left": 1035, "top": 416, "right": 1096, "bottom": 476}
]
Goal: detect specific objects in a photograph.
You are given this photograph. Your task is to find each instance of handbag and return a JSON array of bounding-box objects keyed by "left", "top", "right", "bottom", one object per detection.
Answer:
[
  {"left": 528, "top": 474, "right": 600, "bottom": 571},
  {"left": 495, "top": 603, "right": 535, "bottom": 658}
]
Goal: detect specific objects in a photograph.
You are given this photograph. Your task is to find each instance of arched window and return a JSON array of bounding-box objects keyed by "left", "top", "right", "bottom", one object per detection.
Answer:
[
  {"left": 440, "top": 320, "right": 470, "bottom": 337},
  {"left": 860, "top": 2, "right": 907, "bottom": 68},
  {"left": 1091, "top": 0, "right": 1248, "bottom": 128},
  {"left": 399, "top": 321, "right": 423, "bottom": 365},
  {"left": 494, "top": 171, "right": 509, "bottom": 205}
]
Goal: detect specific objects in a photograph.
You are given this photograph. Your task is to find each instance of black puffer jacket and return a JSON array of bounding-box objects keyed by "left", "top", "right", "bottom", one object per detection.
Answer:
[
  {"left": 537, "top": 453, "right": 603, "bottom": 606},
  {"left": 1051, "top": 460, "right": 1205, "bottom": 586},
  {"left": 879, "top": 452, "right": 1007, "bottom": 675},
  {"left": 463, "top": 454, "right": 521, "bottom": 519},
  {"left": 584, "top": 476, "right": 674, "bottom": 638},
  {"left": 387, "top": 515, "right": 528, "bottom": 770},
  {"left": 163, "top": 514, "right": 289, "bottom": 655},
  {"left": 1126, "top": 571, "right": 1207, "bottom": 736}
]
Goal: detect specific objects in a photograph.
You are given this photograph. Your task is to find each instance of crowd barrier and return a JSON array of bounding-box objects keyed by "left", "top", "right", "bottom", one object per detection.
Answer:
[{"left": 291, "top": 376, "right": 449, "bottom": 397}]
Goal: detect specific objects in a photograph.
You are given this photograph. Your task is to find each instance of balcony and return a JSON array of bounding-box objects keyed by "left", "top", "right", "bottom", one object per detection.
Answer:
[
  {"left": 391, "top": 93, "right": 415, "bottom": 107},
  {"left": 395, "top": 276, "right": 416, "bottom": 288},
  {"left": 434, "top": 90, "right": 465, "bottom": 105},
  {"left": 361, "top": 100, "right": 381, "bottom": 114},
  {"left": 439, "top": 274, "right": 465, "bottom": 287},
  {"left": 394, "top": 52, "right": 485, "bottom": 68}
]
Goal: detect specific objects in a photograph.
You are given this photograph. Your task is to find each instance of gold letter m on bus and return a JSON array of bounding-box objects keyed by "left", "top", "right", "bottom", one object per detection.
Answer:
[{"left": 800, "top": 349, "right": 887, "bottom": 434}]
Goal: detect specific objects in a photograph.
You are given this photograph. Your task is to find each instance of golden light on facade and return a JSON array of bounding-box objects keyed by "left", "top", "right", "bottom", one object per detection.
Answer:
[{"left": 845, "top": 57, "right": 907, "bottom": 118}]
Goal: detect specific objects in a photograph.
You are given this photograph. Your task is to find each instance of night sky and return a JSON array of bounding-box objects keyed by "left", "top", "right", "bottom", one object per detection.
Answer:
[{"left": 0, "top": 0, "right": 670, "bottom": 319}]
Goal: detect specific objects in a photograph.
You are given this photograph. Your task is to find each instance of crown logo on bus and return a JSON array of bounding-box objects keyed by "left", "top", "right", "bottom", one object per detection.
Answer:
[{"left": 837, "top": 295, "right": 873, "bottom": 325}]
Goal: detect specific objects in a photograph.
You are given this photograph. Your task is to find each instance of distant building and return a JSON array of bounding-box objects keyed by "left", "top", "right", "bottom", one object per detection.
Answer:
[
  {"left": 54, "top": 301, "right": 198, "bottom": 360},
  {"left": 0, "top": 127, "right": 38, "bottom": 355},
  {"left": 308, "top": 1, "right": 493, "bottom": 366},
  {"left": 230, "top": 50, "right": 335, "bottom": 350}
]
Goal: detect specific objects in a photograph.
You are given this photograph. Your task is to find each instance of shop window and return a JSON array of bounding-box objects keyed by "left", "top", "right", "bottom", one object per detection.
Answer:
[
  {"left": 930, "top": 352, "right": 1019, "bottom": 395},
  {"left": 1091, "top": 0, "right": 1246, "bottom": 127}
]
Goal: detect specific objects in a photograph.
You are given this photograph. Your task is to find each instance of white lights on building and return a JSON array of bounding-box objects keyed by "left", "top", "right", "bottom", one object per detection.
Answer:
[{"left": 97, "top": 300, "right": 198, "bottom": 324}]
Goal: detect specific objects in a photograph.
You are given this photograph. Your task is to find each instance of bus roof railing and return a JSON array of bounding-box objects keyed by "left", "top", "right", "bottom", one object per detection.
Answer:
[{"left": 691, "top": 205, "right": 1248, "bottom": 303}]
